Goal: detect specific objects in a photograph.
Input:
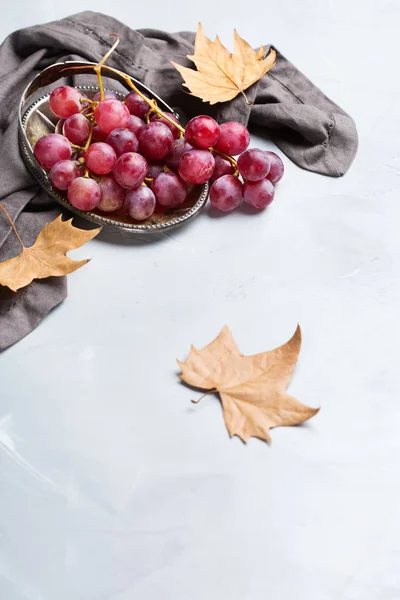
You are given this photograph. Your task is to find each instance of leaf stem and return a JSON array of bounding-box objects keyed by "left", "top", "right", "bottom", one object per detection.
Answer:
[
  {"left": 241, "top": 90, "right": 253, "bottom": 105},
  {"left": 191, "top": 389, "right": 217, "bottom": 404},
  {"left": 0, "top": 203, "right": 24, "bottom": 249}
]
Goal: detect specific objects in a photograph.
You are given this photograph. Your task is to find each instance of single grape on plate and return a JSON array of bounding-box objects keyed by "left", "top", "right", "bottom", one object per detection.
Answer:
[
  {"left": 215, "top": 122, "right": 250, "bottom": 156},
  {"left": 85, "top": 142, "right": 117, "bottom": 175},
  {"left": 185, "top": 115, "right": 220, "bottom": 149},
  {"left": 139, "top": 122, "right": 174, "bottom": 160},
  {"left": 49, "top": 160, "right": 79, "bottom": 190},
  {"left": 146, "top": 163, "right": 164, "bottom": 178},
  {"left": 34, "top": 133, "right": 72, "bottom": 169},
  {"left": 151, "top": 112, "right": 181, "bottom": 140},
  {"left": 68, "top": 177, "right": 101, "bottom": 211},
  {"left": 125, "top": 92, "right": 149, "bottom": 118},
  {"left": 127, "top": 115, "right": 145, "bottom": 138},
  {"left": 94, "top": 99, "right": 130, "bottom": 134},
  {"left": 113, "top": 152, "right": 148, "bottom": 189},
  {"left": 98, "top": 175, "right": 125, "bottom": 212},
  {"left": 125, "top": 186, "right": 156, "bottom": 220},
  {"left": 178, "top": 149, "right": 215, "bottom": 184},
  {"left": 63, "top": 114, "right": 91, "bottom": 145},
  {"left": 107, "top": 128, "right": 139, "bottom": 156},
  {"left": 49, "top": 86, "right": 83, "bottom": 119},
  {"left": 151, "top": 172, "right": 187, "bottom": 207}
]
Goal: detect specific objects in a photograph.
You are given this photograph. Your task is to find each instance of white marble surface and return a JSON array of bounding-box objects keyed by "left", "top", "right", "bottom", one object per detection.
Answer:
[{"left": 1, "top": 1, "right": 400, "bottom": 599}]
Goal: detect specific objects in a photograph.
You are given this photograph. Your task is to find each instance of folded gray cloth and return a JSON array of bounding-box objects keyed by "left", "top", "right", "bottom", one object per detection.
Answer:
[{"left": 0, "top": 11, "right": 358, "bottom": 351}]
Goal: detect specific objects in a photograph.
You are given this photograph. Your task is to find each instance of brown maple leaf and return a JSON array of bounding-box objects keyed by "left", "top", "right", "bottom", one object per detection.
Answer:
[
  {"left": 171, "top": 23, "right": 276, "bottom": 105},
  {"left": 0, "top": 206, "right": 101, "bottom": 292},
  {"left": 178, "top": 325, "right": 319, "bottom": 443}
]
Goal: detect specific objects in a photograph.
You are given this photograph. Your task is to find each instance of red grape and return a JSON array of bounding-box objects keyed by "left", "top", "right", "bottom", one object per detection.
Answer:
[
  {"left": 178, "top": 149, "right": 215, "bottom": 184},
  {"left": 68, "top": 177, "right": 101, "bottom": 211},
  {"left": 98, "top": 175, "right": 125, "bottom": 212},
  {"left": 185, "top": 115, "right": 220, "bottom": 149},
  {"left": 209, "top": 175, "right": 242, "bottom": 212},
  {"left": 139, "top": 122, "right": 174, "bottom": 160},
  {"left": 165, "top": 139, "right": 192, "bottom": 172},
  {"left": 264, "top": 151, "right": 284, "bottom": 184},
  {"left": 215, "top": 122, "right": 250, "bottom": 156},
  {"left": 146, "top": 163, "right": 164, "bottom": 178},
  {"left": 94, "top": 99, "right": 130, "bottom": 134},
  {"left": 237, "top": 149, "right": 270, "bottom": 181},
  {"left": 124, "top": 92, "right": 149, "bottom": 118},
  {"left": 210, "top": 155, "right": 235, "bottom": 183},
  {"left": 243, "top": 178, "right": 274, "bottom": 209},
  {"left": 113, "top": 152, "right": 147, "bottom": 188},
  {"left": 63, "top": 114, "right": 90, "bottom": 145},
  {"left": 34, "top": 133, "right": 71, "bottom": 169},
  {"left": 151, "top": 172, "right": 187, "bottom": 207},
  {"left": 107, "top": 128, "right": 139, "bottom": 156},
  {"left": 125, "top": 186, "right": 156, "bottom": 220},
  {"left": 93, "top": 126, "right": 108, "bottom": 142},
  {"left": 151, "top": 112, "right": 180, "bottom": 139},
  {"left": 49, "top": 160, "right": 79, "bottom": 190},
  {"left": 93, "top": 90, "right": 118, "bottom": 101},
  {"left": 85, "top": 143, "right": 117, "bottom": 175},
  {"left": 127, "top": 115, "right": 145, "bottom": 138},
  {"left": 49, "top": 86, "right": 82, "bottom": 119}
]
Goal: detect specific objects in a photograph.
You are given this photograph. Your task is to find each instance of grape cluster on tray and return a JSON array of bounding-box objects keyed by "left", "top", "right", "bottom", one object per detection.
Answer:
[{"left": 33, "top": 84, "right": 284, "bottom": 221}]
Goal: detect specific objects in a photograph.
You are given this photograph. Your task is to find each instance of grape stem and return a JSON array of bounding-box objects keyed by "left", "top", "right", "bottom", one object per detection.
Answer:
[
  {"left": 93, "top": 35, "right": 185, "bottom": 136},
  {"left": 94, "top": 33, "right": 120, "bottom": 102},
  {"left": 0, "top": 203, "right": 24, "bottom": 249},
  {"left": 83, "top": 125, "right": 94, "bottom": 152},
  {"left": 80, "top": 97, "right": 96, "bottom": 106},
  {"left": 70, "top": 143, "right": 85, "bottom": 151},
  {"left": 211, "top": 148, "right": 238, "bottom": 169}
]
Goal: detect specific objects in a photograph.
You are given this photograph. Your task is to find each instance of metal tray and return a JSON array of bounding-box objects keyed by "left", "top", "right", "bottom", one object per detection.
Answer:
[{"left": 19, "top": 62, "right": 208, "bottom": 234}]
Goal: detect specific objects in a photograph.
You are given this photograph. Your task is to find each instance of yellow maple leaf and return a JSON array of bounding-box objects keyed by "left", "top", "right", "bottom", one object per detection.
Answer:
[
  {"left": 171, "top": 23, "right": 276, "bottom": 105},
  {"left": 0, "top": 208, "right": 101, "bottom": 292},
  {"left": 178, "top": 325, "right": 319, "bottom": 443}
]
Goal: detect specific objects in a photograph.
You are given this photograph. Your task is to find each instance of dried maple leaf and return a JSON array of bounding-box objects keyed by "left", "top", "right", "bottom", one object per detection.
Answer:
[
  {"left": 0, "top": 207, "right": 101, "bottom": 292},
  {"left": 171, "top": 23, "right": 276, "bottom": 105},
  {"left": 178, "top": 325, "right": 319, "bottom": 443}
]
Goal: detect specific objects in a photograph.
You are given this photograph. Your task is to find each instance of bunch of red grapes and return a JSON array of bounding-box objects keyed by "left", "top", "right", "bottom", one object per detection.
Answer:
[{"left": 33, "top": 84, "right": 284, "bottom": 221}]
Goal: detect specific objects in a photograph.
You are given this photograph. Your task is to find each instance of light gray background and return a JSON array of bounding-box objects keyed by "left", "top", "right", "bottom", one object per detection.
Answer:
[{"left": 1, "top": 1, "right": 400, "bottom": 599}]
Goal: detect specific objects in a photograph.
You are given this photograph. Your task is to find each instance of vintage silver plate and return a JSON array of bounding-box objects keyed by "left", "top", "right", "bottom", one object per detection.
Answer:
[{"left": 19, "top": 62, "right": 208, "bottom": 234}]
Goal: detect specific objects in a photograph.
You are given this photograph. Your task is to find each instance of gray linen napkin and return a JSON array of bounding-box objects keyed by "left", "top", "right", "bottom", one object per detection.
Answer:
[{"left": 0, "top": 11, "right": 358, "bottom": 351}]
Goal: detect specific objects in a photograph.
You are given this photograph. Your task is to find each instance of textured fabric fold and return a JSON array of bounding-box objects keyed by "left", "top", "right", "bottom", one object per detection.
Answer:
[{"left": 0, "top": 11, "right": 358, "bottom": 351}]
